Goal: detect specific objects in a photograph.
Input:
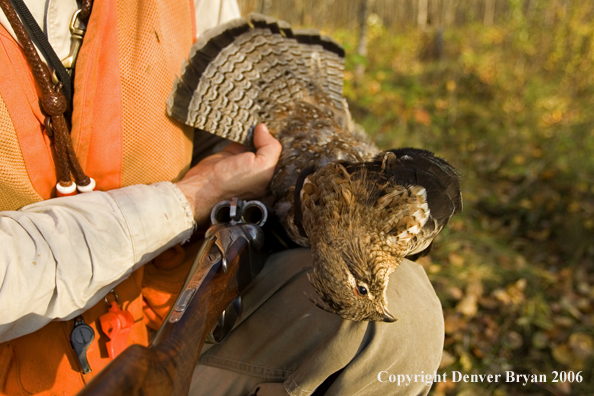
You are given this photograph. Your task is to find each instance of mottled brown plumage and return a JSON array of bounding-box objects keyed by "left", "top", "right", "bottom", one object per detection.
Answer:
[{"left": 167, "top": 14, "right": 462, "bottom": 322}]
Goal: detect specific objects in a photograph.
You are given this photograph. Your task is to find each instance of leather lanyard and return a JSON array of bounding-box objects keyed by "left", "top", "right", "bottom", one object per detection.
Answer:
[{"left": 0, "top": 0, "right": 95, "bottom": 195}]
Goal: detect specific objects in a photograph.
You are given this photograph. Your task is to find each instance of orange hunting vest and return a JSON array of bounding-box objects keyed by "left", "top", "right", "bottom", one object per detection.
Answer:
[{"left": 0, "top": 0, "right": 198, "bottom": 394}]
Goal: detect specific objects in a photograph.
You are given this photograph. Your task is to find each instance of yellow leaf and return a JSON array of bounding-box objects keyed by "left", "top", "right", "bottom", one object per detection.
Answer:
[
  {"left": 507, "top": 279, "right": 526, "bottom": 305},
  {"left": 568, "top": 333, "right": 594, "bottom": 359},
  {"left": 447, "top": 286, "right": 464, "bottom": 300},
  {"left": 519, "top": 198, "right": 533, "bottom": 210},
  {"left": 515, "top": 279, "right": 527, "bottom": 291},
  {"left": 467, "top": 280, "right": 484, "bottom": 299},
  {"left": 459, "top": 352, "right": 472, "bottom": 371},
  {"left": 456, "top": 295, "right": 478, "bottom": 317},
  {"left": 493, "top": 288, "right": 512, "bottom": 305},
  {"left": 512, "top": 154, "right": 525, "bottom": 165},
  {"left": 552, "top": 344, "right": 573, "bottom": 366}
]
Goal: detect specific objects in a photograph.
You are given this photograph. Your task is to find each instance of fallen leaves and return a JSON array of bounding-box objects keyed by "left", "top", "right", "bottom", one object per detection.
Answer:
[
  {"left": 422, "top": 222, "right": 594, "bottom": 395},
  {"left": 553, "top": 333, "right": 594, "bottom": 370},
  {"left": 456, "top": 280, "right": 483, "bottom": 317}
]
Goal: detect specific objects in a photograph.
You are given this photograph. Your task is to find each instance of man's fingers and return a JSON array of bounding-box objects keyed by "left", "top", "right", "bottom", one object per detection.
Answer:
[{"left": 252, "top": 124, "right": 282, "bottom": 166}]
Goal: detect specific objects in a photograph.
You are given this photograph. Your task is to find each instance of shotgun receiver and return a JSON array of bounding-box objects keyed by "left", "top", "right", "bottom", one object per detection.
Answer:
[{"left": 78, "top": 199, "right": 268, "bottom": 396}]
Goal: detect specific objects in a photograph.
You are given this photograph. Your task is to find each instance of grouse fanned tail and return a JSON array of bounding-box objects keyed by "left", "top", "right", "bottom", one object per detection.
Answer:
[{"left": 167, "top": 13, "right": 349, "bottom": 146}]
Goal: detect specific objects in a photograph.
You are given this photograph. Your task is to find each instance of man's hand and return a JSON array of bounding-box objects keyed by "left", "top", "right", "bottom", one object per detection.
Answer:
[{"left": 176, "top": 124, "right": 282, "bottom": 224}]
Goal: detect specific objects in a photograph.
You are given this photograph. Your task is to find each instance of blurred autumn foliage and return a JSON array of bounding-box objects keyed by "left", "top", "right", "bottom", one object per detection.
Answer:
[
  {"left": 240, "top": 1, "right": 594, "bottom": 395},
  {"left": 339, "top": 15, "right": 594, "bottom": 396},
  {"left": 344, "top": 9, "right": 594, "bottom": 396}
]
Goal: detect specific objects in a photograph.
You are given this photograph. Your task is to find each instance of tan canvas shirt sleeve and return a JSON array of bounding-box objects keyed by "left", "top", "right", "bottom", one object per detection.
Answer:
[
  {"left": 194, "top": 0, "right": 241, "bottom": 37},
  {"left": 0, "top": 182, "right": 195, "bottom": 342}
]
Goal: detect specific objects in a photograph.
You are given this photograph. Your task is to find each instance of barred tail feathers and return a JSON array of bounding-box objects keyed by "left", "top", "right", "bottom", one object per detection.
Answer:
[{"left": 167, "top": 13, "right": 346, "bottom": 146}]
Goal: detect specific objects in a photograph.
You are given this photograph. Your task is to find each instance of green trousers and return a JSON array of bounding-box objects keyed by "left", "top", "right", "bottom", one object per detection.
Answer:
[{"left": 190, "top": 248, "right": 444, "bottom": 396}]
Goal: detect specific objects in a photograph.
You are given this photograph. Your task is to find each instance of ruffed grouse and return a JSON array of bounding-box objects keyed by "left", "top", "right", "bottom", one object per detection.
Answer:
[{"left": 167, "top": 14, "right": 462, "bottom": 322}]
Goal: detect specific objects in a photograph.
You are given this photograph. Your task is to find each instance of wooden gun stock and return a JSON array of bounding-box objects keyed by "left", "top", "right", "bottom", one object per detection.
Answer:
[{"left": 78, "top": 221, "right": 264, "bottom": 396}]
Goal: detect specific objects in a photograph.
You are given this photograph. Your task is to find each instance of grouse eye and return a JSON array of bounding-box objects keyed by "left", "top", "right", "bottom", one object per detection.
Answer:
[{"left": 357, "top": 286, "right": 368, "bottom": 296}]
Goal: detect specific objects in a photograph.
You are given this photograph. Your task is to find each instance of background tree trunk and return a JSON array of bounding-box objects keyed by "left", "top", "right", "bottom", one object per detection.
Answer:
[
  {"left": 484, "top": 0, "right": 496, "bottom": 26},
  {"left": 418, "top": 0, "right": 429, "bottom": 30},
  {"left": 355, "top": 0, "right": 370, "bottom": 82}
]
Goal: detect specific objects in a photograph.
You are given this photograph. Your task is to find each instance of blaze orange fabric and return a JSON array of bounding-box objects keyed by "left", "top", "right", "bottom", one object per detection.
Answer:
[
  {"left": 0, "top": 0, "right": 196, "bottom": 394},
  {"left": 142, "top": 242, "right": 202, "bottom": 331},
  {"left": 0, "top": 24, "right": 55, "bottom": 208},
  {"left": 69, "top": 0, "right": 123, "bottom": 192},
  {"left": 116, "top": 0, "right": 195, "bottom": 187}
]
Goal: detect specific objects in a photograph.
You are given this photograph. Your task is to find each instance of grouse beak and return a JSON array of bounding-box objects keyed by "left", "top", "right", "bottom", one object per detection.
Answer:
[{"left": 381, "top": 305, "right": 396, "bottom": 323}]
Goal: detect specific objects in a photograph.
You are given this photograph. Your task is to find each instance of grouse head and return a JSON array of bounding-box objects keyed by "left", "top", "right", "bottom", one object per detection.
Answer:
[{"left": 306, "top": 229, "right": 401, "bottom": 322}]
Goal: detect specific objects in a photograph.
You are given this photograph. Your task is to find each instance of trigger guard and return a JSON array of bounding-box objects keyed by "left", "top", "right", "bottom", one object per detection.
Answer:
[{"left": 205, "top": 296, "right": 242, "bottom": 344}]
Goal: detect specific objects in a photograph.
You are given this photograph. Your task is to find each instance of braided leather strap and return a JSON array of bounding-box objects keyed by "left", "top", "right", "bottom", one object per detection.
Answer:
[
  {"left": 0, "top": 0, "right": 92, "bottom": 187},
  {"left": 79, "top": 0, "right": 93, "bottom": 20}
]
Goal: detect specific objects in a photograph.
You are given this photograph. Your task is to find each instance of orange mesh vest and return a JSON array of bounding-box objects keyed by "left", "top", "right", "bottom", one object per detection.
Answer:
[{"left": 0, "top": 0, "right": 196, "bottom": 394}]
